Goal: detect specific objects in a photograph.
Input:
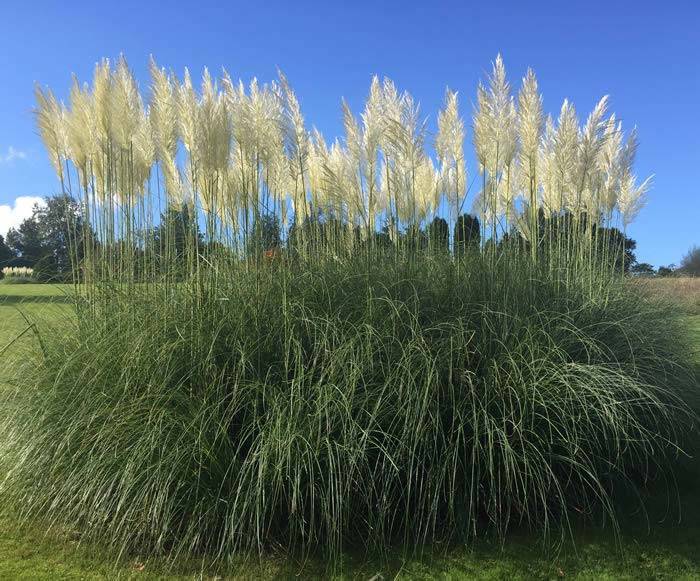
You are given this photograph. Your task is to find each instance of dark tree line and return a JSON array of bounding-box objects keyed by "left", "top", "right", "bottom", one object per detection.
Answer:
[{"left": 2, "top": 194, "right": 646, "bottom": 282}]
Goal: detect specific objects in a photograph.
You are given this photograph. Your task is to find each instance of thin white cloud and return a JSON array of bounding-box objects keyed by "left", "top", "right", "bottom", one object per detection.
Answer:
[
  {"left": 0, "top": 146, "right": 28, "bottom": 164},
  {"left": 0, "top": 196, "right": 45, "bottom": 238}
]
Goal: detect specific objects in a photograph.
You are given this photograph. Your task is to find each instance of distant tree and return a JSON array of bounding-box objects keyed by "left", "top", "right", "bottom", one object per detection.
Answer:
[
  {"left": 152, "top": 203, "right": 202, "bottom": 259},
  {"left": 373, "top": 224, "right": 393, "bottom": 249},
  {"left": 630, "top": 262, "right": 655, "bottom": 276},
  {"left": 679, "top": 245, "right": 700, "bottom": 276},
  {"left": 454, "top": 213, "right": 480, "bottom": 255},
  {"left": 37, "top": 195, "right": 93, "bottom": 279},
  {"left": 288, "top": 213, "right": 357, "bottom": 258},
  {"left": 428, "top": 217, "right": 449, "bottom": 252},
  {"left": 4, "top": 195, "right": 94, "bottom": 282},
  {"left": 254, "top": 213, "right": 281, "bottom": 251},
  {"left": 657, "top": 264, "right": 676, "bottom": 277},
  {"left": 150, "top": 204, "right": 202, "bottom": 277},
  {"left": 6, "top": 218, "right": 43, "bottom": 266},
  {"left": 610, "top": 228, "right": 637, "bottom": 273},
  {"left": 0, "top": 234, "right": 13, "bottom": 269}
]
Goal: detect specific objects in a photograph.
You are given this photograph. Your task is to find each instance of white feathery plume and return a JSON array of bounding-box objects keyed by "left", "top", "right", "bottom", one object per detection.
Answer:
[
  {"left": 221, "top": 71, "right": 247, "bottom": 152},
  {"left": 260, "top": 84, "right": 286, "bottom": 193},
  {"left": 177, "top": 68, "right": 199, "bottom": 157},
  {"left": 474, "top": 55, "right": 517, "bottom": 172},
  {"left": 490, "top": 55, "right": 517, "bottom": 168},
  {"left": 378, "top": 157, "right": 391, "bottom": 220},
  {"left": 339, "top": 99, "right": 369, "bottom": 226},
  {"left": 552, "top": 100, "right": 579, "bottom": 211},
  {"left": 148, "top": 58, "right": 178, "bottom": 161},
  {"left": 342, "top": 98, "right": 377, "bottom": 228},
  {"left": 110, "top": 56, "right": 142, "bottom": 151},
  {"left": 361, "top": 77, "right": 384, "bottom": 211},
  {"left": 244, "top": 83, "right": 285, "bottom": 221},
  {"left": 473, "top": 82, "right": 492, "bottom": 169},
  {"left": 220, "top": 160, "right": 243, "bottom": 229},
  {"left": 472, "top": 55, "right": 517, "bottom": 235},
  {"left": 615, "top": 126, "right": 651, "bottom": 226},
  {"left": 161, "top": 156, "right": 183, "bottom": 204},
  {"left": 307, "top": 127, "right": 329, "bottom": 208},
  {"left": 91, "top": 59, "right": 112, "bottom": 147},
  {"left": 342, "top": 99, "right": 363, "bottom": 167},
  {"left": 471, "top": 183, "right": 494, "bottom": 225},
  {"left": 86, "top": 60, "right": 111, "bottom": 203},
  {"left": 65, "top": 76, "right": 97, "bottom": 187},
  {"left": 619, "top": 126, "right": 639, "bottom": 178},
  {"left": 383, "top": 92, "right": 427, "bottom": 225},
  {"left": 597, "top": 115, "right": 623, "bottom": 215},
  {"left": 413, "top": 157, "right": 440, "bottom": 223},
  {"left": 197, "top": 67, "right": 231, "bottom": 176},
  {"left": 148, "top": 59, "right": 181, "bottom": 201},
  {"left": 324, "top": 139, "right": 357, "bottom": 220},
  {"left": 176, "top": 68, "right": 204, "bottom": 209},
  {"left": 474, "top": 162, "right": 517, "bottom": 228},
  {"left": 376, "top": 78, "right": 403, "bottom": 224},
  {"left": 331, "top": 78, "right": 386, "bottom": 233},
  {"left": 380, "top": 78, "right": 402, "bottom": 129},
  {"left": 516, "top": 69, "right": 543, "bottom": 194},
  {"left": 277, "top": 71, "right": 309, "bottom": 207},
  {"left": 223, "top": 77, "right": 258, "bottom": 219},
  {"left": 277, "top": 71, "right": 308, "bottom": 160},
  {"left": 35, "top": 85, "right": 68, "bottom": 177},
  {"left": 436, "top": 88, "right": 465, "bottom": 218},
  {"left": 539, "top": 115, "right": 558, "bottom": 212},
  {"left": 575, "top": 96, "right": 608, "bottom": 211},
  {"left": 618, "top": 173, "right": 652, "bottom": 226},
  {"left": 517, "top": 69, "right": 543, "bottom": 162},
  {"left": 362, "top": 76, "right": 384, "bottom": 160},
  {"left": 132, "top": 106, "right": 154, "bottom": 195},
  {"left": 500, "top": 159, "right": 521, "bottom": 220}
]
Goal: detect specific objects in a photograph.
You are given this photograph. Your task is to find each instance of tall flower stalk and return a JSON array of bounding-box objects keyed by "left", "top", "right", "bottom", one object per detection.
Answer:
[{"left": 35, "top": 55, "right": 652, "bottom": 308}]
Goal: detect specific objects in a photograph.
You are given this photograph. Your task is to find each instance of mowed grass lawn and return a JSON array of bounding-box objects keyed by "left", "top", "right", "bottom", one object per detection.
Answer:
[{"left": 1, "top": 283, "right": 699, "bottom": 580}]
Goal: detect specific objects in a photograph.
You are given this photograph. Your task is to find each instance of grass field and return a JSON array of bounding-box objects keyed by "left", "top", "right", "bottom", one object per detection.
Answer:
[
  {"left": 1, "top": 282, "right": 699, "bottom": 580},
  {"left": 636, "top": 277, "right": 700, "bottom": 318}
]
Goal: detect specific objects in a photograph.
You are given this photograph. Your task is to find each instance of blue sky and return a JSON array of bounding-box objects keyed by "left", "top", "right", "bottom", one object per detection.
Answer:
[{"left": 0, "top": 0, "right": 697, "bottom": 266}]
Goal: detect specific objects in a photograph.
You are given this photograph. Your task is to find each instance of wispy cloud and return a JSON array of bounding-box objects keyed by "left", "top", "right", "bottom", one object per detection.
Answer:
[
  {"left": 0, "top": 196, "right": 45, "bottom": 237},
  {"left": 0, "top": 146, "right": 28, "bottom": 164}
]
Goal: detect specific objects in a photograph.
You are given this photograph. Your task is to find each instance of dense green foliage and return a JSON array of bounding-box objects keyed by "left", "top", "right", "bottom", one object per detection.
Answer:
[
  {"left": 0, "top": 234, "right": 13, "bottom": 268},
  {"left": 1, "top": 253, "right": 696, "bottom": 562}
]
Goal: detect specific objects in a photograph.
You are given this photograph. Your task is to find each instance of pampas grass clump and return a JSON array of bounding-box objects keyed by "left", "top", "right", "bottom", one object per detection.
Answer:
[
  {"left": 1, "top": 267, "right": 35, "bottom": 283},
  {"left": 0, "top": 54, "right": 696, "bottom": 563}
]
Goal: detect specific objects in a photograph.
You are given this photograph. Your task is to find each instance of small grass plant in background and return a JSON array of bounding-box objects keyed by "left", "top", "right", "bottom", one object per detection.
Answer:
[{"left": 0, "top": 267, "right": 35, "bottom": 284}]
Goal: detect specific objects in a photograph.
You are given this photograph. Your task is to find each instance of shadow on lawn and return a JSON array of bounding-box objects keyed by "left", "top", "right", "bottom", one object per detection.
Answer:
[{"left": 0, "top": 295, "right": 73, "bottom": 305}]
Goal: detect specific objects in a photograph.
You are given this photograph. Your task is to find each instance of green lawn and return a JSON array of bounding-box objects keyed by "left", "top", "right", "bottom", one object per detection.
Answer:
[{"left": 1, "top": 284, "right": 699, "bottom": 579}]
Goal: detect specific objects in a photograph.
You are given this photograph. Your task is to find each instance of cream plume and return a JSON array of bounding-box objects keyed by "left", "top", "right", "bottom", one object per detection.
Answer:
[{"left": 436, "top": 88, "right": 465, "bottom": 217}]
